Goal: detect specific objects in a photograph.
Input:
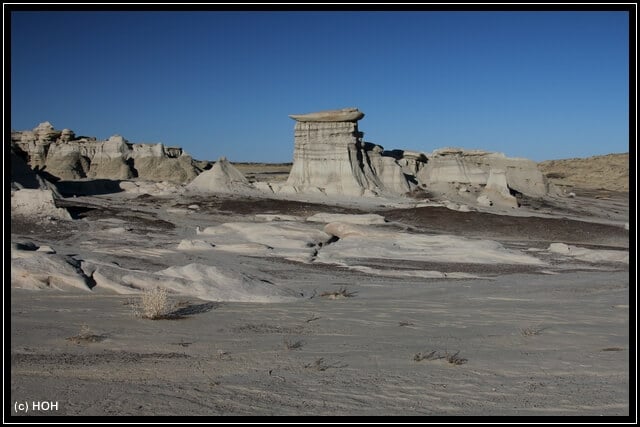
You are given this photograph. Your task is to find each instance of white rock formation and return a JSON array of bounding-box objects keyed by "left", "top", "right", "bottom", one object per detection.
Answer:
[
  {"left": 306, "top": 213, "right": 387, "bottom": 225},
  {"left": 284, "top": 108, "right": 410, "bottom": 196},
  {"left": 86, "top": 137, "right": 133, "bottom": 180},
  {"left": 11, "top": 123, "right": 199, "bottom": 183},
  {"left": 187, "top": 157, "right": 254, "bottom": 193},
  {"left": 80, "top": 259, "right": 299, "bottom": 302},
  {"left": 319, "top": 222, "right": 546, "bottom": 266},
  {"left": 416, "top": 147, "right": 547, "bottom": 198},
  {"left": 418, "top": 148, "right": 487, "bottom": 186},
  {"left": 11, "top": 189, "right": 72, "bottom": 220},
  {"left": 194, "top": 221, "right": 332, "bottom": 262},
  {"left": 366, "top": 145, "right": 413, "bottom": 194},
  {"left": 478, "top": 169, "right": 519, "bottom": 208},
  {"left": 11, "top": 249, "right": 92, "bottom": 291},
  {"left": 547, "top": 242, "right": 628, "bottom": 264},
  {"left": 397, "top": 150, "right": 428, "bottom": 175}
]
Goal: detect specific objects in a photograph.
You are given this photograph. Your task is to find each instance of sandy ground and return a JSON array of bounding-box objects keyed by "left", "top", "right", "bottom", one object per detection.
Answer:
[{"left": 9, "top": 181, "right": 630, "bottom": 418}]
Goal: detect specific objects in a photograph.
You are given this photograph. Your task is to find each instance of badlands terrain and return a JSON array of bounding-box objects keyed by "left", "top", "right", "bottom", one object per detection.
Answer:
[{"left": 9, "top": 116, "right": 629, "bottom": 417}]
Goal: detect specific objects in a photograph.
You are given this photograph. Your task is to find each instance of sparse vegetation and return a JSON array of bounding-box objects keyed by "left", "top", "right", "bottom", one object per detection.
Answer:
[
  {"left": 66, "top": 325, "right": 106, "bottom": 344},
  {"left": 283, "top": 338, "right": 304, "bottom": 350},
  {"left": 304, "top": 357, "right": 347, "bottom": 371},
  {"left": 414, "top": 351, "right": 443, "bottom": 362},
  {"left": 320, "top": 287, "right": 357, "bottom": 299},
  {"left": 444, "top": 351, "right": 468, "bottom": 365},
  {"left": 305, "top": 314, "right": 321, "bottom": 323},
  {"left": 414, "top": 350, "right": 467, "bottom": 365},
  {"left": 520, "top": 325, "right": 547, "bottom": 336},
  {"left": 132, "top": 286, "right": 174, "bottom": 320}
]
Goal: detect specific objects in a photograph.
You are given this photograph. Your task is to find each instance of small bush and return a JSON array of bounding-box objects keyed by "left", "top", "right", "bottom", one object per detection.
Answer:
[{"left": 133, "top": 286, "right": 173, "bottom": 320}]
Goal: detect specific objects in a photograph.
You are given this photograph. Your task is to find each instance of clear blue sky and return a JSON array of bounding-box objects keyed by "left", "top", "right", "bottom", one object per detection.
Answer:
[{"left": 11, "top": 11, "right": 630, "bottom": 162}]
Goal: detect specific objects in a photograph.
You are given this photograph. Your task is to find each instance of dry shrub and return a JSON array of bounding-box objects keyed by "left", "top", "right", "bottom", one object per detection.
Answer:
[
  {"left": 444, "top": 351, "right": 468, "bottom": 365},
  {"left": 304, "top": 357, "right": 347, "bottom": 371},
  {"left": 284, "top": 338, "right": 304, "bottom": 350},
  {"left": 133, "top": 286, "right": 173, "bottom": 319},
  {"left": 414, "top": 350, "right": 467, "bottom": 365},
  {"left": 520, "top": 325, "right": 547, "bottom": 336},
  {"left": 66, "top": 325, "right": 106, "bottom": 344},
  {"left": 320, "top": 287, "right": 357, "bottom": 299}
]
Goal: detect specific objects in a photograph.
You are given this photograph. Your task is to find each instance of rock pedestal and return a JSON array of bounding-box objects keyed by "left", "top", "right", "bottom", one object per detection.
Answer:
[{"left": 285, "top": 108, "right": 409, "bottom": 196}]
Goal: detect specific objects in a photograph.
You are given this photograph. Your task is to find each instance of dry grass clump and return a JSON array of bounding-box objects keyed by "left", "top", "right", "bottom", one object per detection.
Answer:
[
  {"left": 283, "top": 338, "right": 304, "bottom": 350},
  {"left": 304, "top": 357, "right": 348, "bottom": 371},
  {"left": 305, "top": 314, "right": 321, "bottom": 323},
  {"left": 414, "top": 350, "right": 467, "bottom": 365},
  {"left": 520, "top": 325, "right": 547, "bottom": 336},
  {"left": 444, "top": 351, "right": 468, "bottom": 365},
  {"left": 320, "top": 287, "right": 357, "bottom": 299},
  {"left": 66, "top": 325, "right": 107, "bottom": 344},
  {"left": 132, "top": 286, "right": 174, "bottom": 320}
]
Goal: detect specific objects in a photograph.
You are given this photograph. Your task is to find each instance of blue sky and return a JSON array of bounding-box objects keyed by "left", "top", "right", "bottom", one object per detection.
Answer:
[{"left": 11, "top": 11, "right": 630, "bottom": 162}]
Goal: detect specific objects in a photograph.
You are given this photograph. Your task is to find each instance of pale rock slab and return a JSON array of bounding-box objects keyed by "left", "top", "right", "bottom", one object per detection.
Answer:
[
  {"left": 306, "top": 213, "right": 387, "bottom": 225},
  {"left": 11, "top": 248, "right": 91, "bottom": 291},
  {"left": 11, "top": 189, "right": 72, "bottom": 220},
  {"left": 547, "top": 243, "right": 628, "bottom": 264}
]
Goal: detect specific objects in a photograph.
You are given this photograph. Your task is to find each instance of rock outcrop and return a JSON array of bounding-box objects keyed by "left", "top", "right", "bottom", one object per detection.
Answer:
[
  {"left": 187, "top": 157, "right": 254, "bottom": 193},
  {"left": 477, "top": 169, "right": 519, "bottom": 208},
  {"left": 11, "top": 144, "right": 50, "bottom": 191},
  {"left": 283, "top": 108, "right": 411, "bottom": 196},
  {"left": 279, "top": 109, "right": 548, "bottom": 203},
  {"left": 416, "top": 148, "right": 548, "bottom": 198},
  {"left": 11, "top": 122, "right": 199, "bottom": 183}
]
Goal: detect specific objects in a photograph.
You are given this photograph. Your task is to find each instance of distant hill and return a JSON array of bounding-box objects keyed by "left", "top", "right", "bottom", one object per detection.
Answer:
[{"left": 538, "top": 153, "right": 629, "bottom": 192}]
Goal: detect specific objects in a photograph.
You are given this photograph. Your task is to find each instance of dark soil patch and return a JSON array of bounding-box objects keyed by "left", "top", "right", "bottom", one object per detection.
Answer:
[
  {"left": 175, "top": 195, "right": 365, "bottom": 217},
  {"left": 381, "top": 206, "right": 628, "bottom": 248}
]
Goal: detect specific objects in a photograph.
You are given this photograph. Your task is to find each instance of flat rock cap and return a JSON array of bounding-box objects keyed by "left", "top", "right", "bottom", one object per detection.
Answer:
[{"left": 289, "top": 107, "right": 364, "bottom": 122}]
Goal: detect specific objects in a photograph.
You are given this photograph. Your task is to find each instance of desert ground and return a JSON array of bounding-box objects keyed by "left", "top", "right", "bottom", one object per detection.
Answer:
[{"left": 9, "top": 159, "right": 630, "bottom": 418}]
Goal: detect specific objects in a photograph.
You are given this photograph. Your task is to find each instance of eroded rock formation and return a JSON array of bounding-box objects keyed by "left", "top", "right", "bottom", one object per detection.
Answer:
[
  {"left": 11, "top": 122, "right": 198, "bottom": 183},
  {"left": 187, "top": 156, "right": 254, "bottom": 193},
  {"left": 416, "top": 147, "right": 548, "bottom": 198},
  {"left": 283, "top": 108, "right": 411, "bottom": 196}
]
